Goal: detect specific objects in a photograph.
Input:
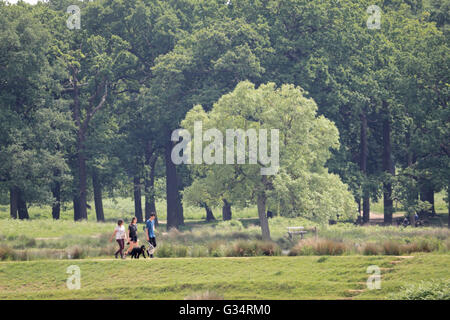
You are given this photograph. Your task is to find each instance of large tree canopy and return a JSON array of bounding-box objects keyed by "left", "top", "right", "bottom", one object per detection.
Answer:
[{"left": 181, "top": 81, "right": 357, "bottom": 239}]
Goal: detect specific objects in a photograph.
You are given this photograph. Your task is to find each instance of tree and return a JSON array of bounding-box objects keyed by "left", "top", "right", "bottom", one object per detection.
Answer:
[
  {"left": 149, "top": 17, "right": 271, "bottom": 230},
  {"left": 182, "top": 81, "right": 357, "bottom": 240},
  {"left": 0, "top": 2, "right": 73, "bottom": 219}
]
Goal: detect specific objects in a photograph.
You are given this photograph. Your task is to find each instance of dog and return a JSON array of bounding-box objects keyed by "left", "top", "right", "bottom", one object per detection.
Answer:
[{"left": 130, "top": 245, "right": 146, "bottom": 259}]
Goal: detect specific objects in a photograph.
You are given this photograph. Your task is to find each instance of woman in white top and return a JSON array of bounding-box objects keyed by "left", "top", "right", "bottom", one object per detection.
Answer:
[{"left": 110, "top": 219, "right": 127, "bottom": 259}]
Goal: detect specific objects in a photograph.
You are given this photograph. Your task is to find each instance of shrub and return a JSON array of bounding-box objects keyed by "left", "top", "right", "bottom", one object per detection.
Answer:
[
  {"left": 289, "top": 239, "right": 347, "bottom": 256},
  {"left": 11, "top": 235, "right": 36, "bottom": 249},
  {"left": 155, "top": 243, "right": 174, "bottom": 258},
  {"left": 0, "top": 245, "right": 16, "bottom": 261},
  {"left": 226, "top": 240, "right": 281, "bottom": 257},
  {"left": 215, "top": 220, "right": 244, "bottom": 232},
  {"left": 389, "top": 280, "right": 450, "bottom": 300},
  {"left": 207, "top": 241, "right": 225, "bottom": 257},
  {"left": 174, "top": 245, "right": 188, "bottom": 257},
  {"left": 189, "top": 245, "right": 209, "bottom": 257},
  {"left": 362, "top": 243, "right": 382, "bottom": 255},
  {"left": 314, "top": 239, "right": 347, "bottom": 255},
  {"left": 257, "top": 241, "right": 282, "bottom": 256},
  {"left": 67, "top": 245, "right": 85, "bottom": 259},
  {"left": 382, "top": 241, "right": 401, "bottom": 255}
]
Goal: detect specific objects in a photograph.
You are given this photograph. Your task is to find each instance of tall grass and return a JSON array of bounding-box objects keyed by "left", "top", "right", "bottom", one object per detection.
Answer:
[{"left": 289, "top": 237, "right": 447, "bottom": 256}]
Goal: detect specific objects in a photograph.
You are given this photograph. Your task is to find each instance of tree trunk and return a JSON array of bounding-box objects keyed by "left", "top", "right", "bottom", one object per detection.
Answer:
[
  {"left": 73, "top": 195, "right": 81, "bottom": 221},
  {"left": 177, "top": 191, "right": 184, "bottom": 226},
  {"left": 419, "top": 182, "right": 435, "bottom": 217},
  {"left": 360, "top": 112, "right": 370, "bottom": 223},
  {"left": 10, "top": 187, "right": 19, "bottom": 219},
  {"left": 406, "top": 129, "right": 417, "bottom": 227},
  {"left": 133, "top": 176, "right": 143, "bottom": 223},
  {"left": 257, "top": 193, "right": 271, "bottom": 241},
  {"left": 17, "top": 189, "right": 29, "bottom": 220},
  {"left": 144, "top": 145, "right": 157, "bottom": 221},
  {"left": 205, "top": 204, "right": 216, "bottom": 221},
  {"left": 382, "top": 105, "right": 394, "bottom": 225},
  {"left": 71, "top": 68, "right": 87, "bottom": 221},
  {"left": 447, "top": 186, "right": 449, "bottom": 228},
  {"left": 77, "top": 135, "right": 88, "bottom": 220},
  {"left": 165, "top": 140, "right": 183, "bottom": 230},
  {"left": 51, "top": 180, "right": 61, "bottom": 220},
  {"left": 222, "top": 199, "right": 232, "bottom": 221},
  {"left": 92, "top": 170, "right": 104, "bottom": 222}
]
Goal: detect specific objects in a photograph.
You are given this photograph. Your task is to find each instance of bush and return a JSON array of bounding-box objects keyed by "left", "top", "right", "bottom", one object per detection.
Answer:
[
  {"left": 362, "top": 243, "right": 383, "bottom": 255},
  {"left": 289, "top": 239, "right": 347, "bottom": 256},
  {"left": 215, "top": 220, "right": 244, "bottom": 232},
  {"left": 382, "top": 241, "right": 401, "bottom": 255},
  {"left": 207, "top": 241, "right": 225, "bottom": 257},
  {"left": 189, "top": 245, "right": 209, "bottom": 257},
  {"left": 226, "top": 240, "right": 281, "bottom": 257},
  {"left": 155, "top": 243, "right": 174, "bottom": 258},
  {"left": 389, "top": 280, "right": 450, "bottom": 300},
  {"left": 257, "top": 241, "right": 282, "bottom": 256},
  {"left": 175, "top": 245, "right": 188, "bottom": 257},
  {"left": 0, "top": 245, "right": 16, "bottom": 261},
  {"left": 67, "top": 245, "right": 85, "bottom": 259},
  {"left": 314, "top": 239, "right": 347, "bottom": 255}
]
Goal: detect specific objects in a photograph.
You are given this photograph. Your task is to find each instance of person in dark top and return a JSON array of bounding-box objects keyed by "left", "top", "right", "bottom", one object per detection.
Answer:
[{"left": 124, "top": 217, "right": 139, "bottom": 257}]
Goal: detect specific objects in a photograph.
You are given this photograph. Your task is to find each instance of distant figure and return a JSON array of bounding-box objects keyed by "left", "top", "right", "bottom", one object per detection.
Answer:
[
  {"left": 266, "top": 210, "right": 273, "bottom": 219},
  {"left": 109, "top": 219, "right": 127, "bottom": 259},
  {"left": 124, "top": 217, "right": 139, "bottom": 257},
  {"left": 145, "top": 213, "right": 157, "bottom": 258}
]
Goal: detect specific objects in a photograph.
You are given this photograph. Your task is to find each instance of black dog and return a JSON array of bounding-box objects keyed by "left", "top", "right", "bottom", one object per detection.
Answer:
[{"left": 130, "top": 245, "right": 146, "bottom": 259}]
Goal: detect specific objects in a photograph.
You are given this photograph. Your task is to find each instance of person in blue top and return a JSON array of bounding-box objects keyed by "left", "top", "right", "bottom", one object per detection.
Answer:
[{"left": 145, "top": 212, "right": 157, "bottom": 258}]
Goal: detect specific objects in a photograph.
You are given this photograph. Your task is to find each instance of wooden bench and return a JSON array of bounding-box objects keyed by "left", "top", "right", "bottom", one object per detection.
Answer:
[{"left": 287, "top": 226, "right": 308, "bottom": 240}]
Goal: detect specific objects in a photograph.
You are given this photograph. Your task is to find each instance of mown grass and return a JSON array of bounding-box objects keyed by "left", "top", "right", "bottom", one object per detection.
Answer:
[
  {"left": 358, "top": 254, "right": 450, "bottom": 299},
  {"left": 0, "top": 254, "right": 448, "bottom": 300}
]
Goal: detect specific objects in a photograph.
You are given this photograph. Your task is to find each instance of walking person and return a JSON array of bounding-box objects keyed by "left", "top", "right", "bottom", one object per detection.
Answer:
[
  {"left": 145, "top": 212, "right": 157, "bottom": 258},
  {"left": 110, "top": 219, "right": 127, "bottom": 259},
  {"left": 124, "top": 217, "right": 139, "bottom": 257}
]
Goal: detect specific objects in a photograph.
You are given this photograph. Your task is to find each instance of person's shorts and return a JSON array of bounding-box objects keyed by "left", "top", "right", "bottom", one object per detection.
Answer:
[{"left": 130, "top": 236, "right": 138, "bottom": 243}]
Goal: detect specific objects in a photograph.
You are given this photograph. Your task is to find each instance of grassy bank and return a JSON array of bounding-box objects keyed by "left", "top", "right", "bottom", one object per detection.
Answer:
[{"left": 0, "top": 254, "right": 448, "bottom": 300}]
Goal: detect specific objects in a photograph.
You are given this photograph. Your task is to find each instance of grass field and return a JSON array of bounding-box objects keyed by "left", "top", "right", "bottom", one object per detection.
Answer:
[
  {"left": 0, "top": 254, "right": 448, "bottom": 300},
  {"left": 0, "top": 194, "right": 448, "bottom": 300}
]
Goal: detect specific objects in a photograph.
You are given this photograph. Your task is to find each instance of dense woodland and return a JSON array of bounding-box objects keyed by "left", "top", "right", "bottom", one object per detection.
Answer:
[{"left": 0, "top": 0, "right": 448, "bottom": 231}]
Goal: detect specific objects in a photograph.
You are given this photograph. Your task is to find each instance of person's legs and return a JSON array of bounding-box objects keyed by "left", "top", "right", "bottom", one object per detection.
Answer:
[
  {"left": 118, "top": 239, "right": 125, "bottom": 258},
  {"left": 125, "top": 238, "right": 138, "bottom": 255},
  {"left": 114, "top": 239, "right": 123, "bottom": 258},
  {"left": 149, "top": 237, "right": 156, "bottom": 258}
]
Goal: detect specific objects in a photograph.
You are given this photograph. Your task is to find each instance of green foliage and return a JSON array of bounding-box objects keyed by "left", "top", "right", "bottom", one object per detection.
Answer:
[
  {"left": 389, "top": 280, "right": 450, "bottom": 300},
  {"left": 183, "top": 81, "right": 357, "bottom": 225}
]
